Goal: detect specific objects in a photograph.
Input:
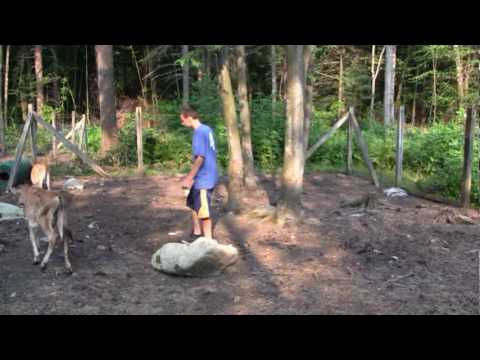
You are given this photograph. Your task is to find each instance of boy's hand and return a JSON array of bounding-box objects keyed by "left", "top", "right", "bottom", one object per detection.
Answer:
[{"left": 180, "top": 176, "right": 194, "bottom": 189}]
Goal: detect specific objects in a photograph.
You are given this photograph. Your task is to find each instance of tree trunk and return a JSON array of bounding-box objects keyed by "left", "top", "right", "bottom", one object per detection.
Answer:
[
  {"left": 370, "top": 45, "right": 376, "bottom": 121},
  {"left": 432, "top": 47, "right": 437, "bottom": 124},
  {"left": 271, "top": 45, "right": 277, "bottom": 117},
  {"left": 72, "top": 47, "right": 78, "bottom": 110},
  {"left": 218, "top": 46, "right": 245, "bottom": 212},
  {"left": 279, "top": 58, "right": 288, "bottom": 102},
  {"left": 49, "top": 46, "right": 61, "bottom": 109},
  {"left": 0, "top": 45, "right": 3, "bottom": 155},
  {"left": 85, "top": 45, "right": 90, "bottom": 124},
  {"left": 4, "top": 45, "right": 10, "bottom": 123},
  {"left": 338, "top": 47, "right": 345, "bottom": 118},
  {"left": 34, "top": 45, "right": 44, "bottom": 113},
  {"left": 13, "top": 46, "right": 27, "bottom": 121},
  {"left": 235, "top": 45, "right": 257, "bottom": 189},
  {"left": 303, "top": 45, "right": 313, "bottom": 159},
  {"left": 276, "top": 45, "right": 306, "bottom": 222},
  {"left": 150, "top": 46, "right": 158, "bottom": 108},
  {"left": 95, "top": 45, "right": 118, "bottom": 156},
  {"left": 182, "top": 45, "right": 189, "bottom": 107},
  {"left": 369, "top": 45, "right": 385, "bottom": 123},
  {"left": 411, "top": 66, "right": 419, "bottom": 127},
  {"left": 464, "top": 54, "right": 470, "bottom": 95},
  {"left": 383, "top": 45, "right": 396, "bottom": 127},
  {"left": 395, "top": 47, "right": 410, "bottom": 112},
  {"left": 454, "top": 45, "right": 465, "bottom": 109},
  {"left": 130, "top": 45, "right": 146, "bottom": 106},
  {"left": 205, "top": 46, "right": 211, "bottom": 78}
]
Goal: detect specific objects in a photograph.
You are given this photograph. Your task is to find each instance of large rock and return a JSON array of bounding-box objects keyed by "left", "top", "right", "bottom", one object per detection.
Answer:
[
  {"left": 151, "top": 237, "right": 239, "bottom": 277},
  {"left": 0, "top": 202, "right": 24, "bottom": 221}
]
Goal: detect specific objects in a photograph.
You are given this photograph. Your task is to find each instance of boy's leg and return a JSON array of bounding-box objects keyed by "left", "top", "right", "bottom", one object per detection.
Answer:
[
  {"left": 201, "top": 218, "right": 213, "bottom": 239},
  {"left": 187, "top": 187, "right": 202, "bottom": 236},
  {"left": 191, "top": 210, "right": 202, "bottom": 236},
  {"left": 198, "top": 189, "right": 214, "bottom": 239}
]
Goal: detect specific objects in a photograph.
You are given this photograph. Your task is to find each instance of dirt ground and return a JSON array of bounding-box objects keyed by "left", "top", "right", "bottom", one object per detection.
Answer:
[{"left": 1, "top": 172, "right": 479, "bottom": 314}]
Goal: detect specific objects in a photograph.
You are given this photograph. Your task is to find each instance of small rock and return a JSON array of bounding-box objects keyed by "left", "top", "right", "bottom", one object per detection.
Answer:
[
  {"left": 0, "top": 244, "right": 5, "bottom": 253},
  {"left": 88, "top": 222, "right": 98, "bottom": 229},
  {"left": 304, "top": 217, "right": 321, "bottom": 225},
  {"left": 233, "top": 296, "right": 241, "bottom": 304},
  {"left": 63, "top": 178, "right": 85, "bottom": 190},
  {"left": 10, "top": 292, "right": 16, "bottom": 298},
  {"left": 384, "top": 187, "right": 407, "bottom": 198},
  {"left": 202, "top": 287, "right": 217, "bottom": 296},
  {"left": 391, "top": 256, "right": 400, "bottom": 261},
  {"left": 97, "top": 245, "right": 107, "bottom": 251}
]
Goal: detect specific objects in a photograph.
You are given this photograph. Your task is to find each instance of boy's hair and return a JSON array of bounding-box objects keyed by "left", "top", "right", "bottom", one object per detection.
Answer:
[{"left": 180, "top": 106, "right": 199, "bottom": 119}]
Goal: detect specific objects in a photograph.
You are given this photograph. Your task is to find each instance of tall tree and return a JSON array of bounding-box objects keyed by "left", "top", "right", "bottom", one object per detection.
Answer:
[
  {"left": 49, "top": 47, "right": 61, "bottom": 109},
  {"left": 276, "top": 45, "right": 306, "bottom": 222},
  {"left": 384, "top": 45, "right": 396, "bottom": 127},
  {"left": 337, "top": 46, "right": 345, "bottom": 117},
  {"left": 34, "top": 45, "right": 44, "bottom": 113},
  {"left": 95, "top": 45, "right": 118, "bottom": 156},
  {"left": 431, "top": 46, "right": 437, "bottom": 123},
  {"left": 182, "top": 45, "right": 189, "bottom": 107},
  {"left": 0, "top": 45, "right": 3, "bottom": 155},
  {"left": 218, "top": 46, "right": 245, "bottom": 211},
  {"left": 235, "top": 45, "right": 257, "bottom": 189},
  {"left": 85, "top": 45, "right": 90, "bottom": 123},
  {"left": 370, "top": 45, "right": 385, "bottom": 122},
  {"left": 303, "top": 45, "right": 313, "bottom": 158},
  {"left": 271, "top": 45, "right": 277, "bottom": 116},
  {"left": 454, "top": 45, "right": 465, "bottom": 109},
  {"left": 3, "top": 45, "right": 9, "bottom": 123},
  {"left": 130, "top": 45, "right": 146, "bottom": 105}
]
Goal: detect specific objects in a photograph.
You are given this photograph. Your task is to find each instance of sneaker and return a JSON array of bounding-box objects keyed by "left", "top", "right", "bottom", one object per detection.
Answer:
[{"left": 186, "top": 233, "right": 203, "bottom": 243}]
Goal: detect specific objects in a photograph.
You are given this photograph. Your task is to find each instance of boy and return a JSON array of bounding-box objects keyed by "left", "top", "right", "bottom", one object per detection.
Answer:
[{"left": 179, "top": 107, "right": 218, "bottom": 240}]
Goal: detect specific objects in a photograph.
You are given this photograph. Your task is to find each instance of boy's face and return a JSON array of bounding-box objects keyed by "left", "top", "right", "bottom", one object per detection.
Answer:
[{"left": 180, "top": 114, "right": 192, "bottom": 128}]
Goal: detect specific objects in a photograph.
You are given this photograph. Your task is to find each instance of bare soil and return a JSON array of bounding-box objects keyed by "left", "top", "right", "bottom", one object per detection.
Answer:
[{"left": 1, "top": 172, "right": 479, "bottom": 314}]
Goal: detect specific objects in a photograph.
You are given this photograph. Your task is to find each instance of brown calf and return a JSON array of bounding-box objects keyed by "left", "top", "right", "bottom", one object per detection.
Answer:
[
  {"left": 12, "top": 185, "right": 73, "bottom": 274},
  {"left": 30, "top": 160, "right": 51, "bottom": 190}
]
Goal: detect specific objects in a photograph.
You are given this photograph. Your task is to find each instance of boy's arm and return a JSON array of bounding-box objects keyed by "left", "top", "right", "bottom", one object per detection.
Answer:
[{"left": 181, "top": 156, "right": 204, "bottom": 188}]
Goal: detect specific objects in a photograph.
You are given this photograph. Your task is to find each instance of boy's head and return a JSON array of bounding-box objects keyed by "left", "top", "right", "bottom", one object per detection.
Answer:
[{"left": 180, "top": 106, "right": 200, "bottom": 128}]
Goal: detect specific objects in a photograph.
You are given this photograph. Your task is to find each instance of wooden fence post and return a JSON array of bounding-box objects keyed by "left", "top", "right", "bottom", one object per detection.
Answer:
[
  {"left": 136, "top": 107, "right": 144, "bottom": 174},
  {"left": 28, "top": 104, "right": 37, "bottom": 164},
  {"left": 71, "top": 111, "right": 76, "bottom": 145},
  {"left": 52, "top": 113, "right": 57, "bottom": 159},
  {"left": 346, "top": 108, "right": 353, "bottom": 175},
  {"left": 33, "top": 112, "right": 109, "bottom": 177},
  {"left": 81, "top": 114, "right": 87, "bottom": 152},
  {"left": 395, "top": 105, "right": 405, "bottom": 187},
  {"left": 306, "top": 111, "right": 350, "bottom": 160},
  {"left": 461, "top": 107, "right": 475, "bottom": 208},
  {"left": 6, "top": 112, "right": 33, "bottom": 191},
  {"left": 350, "top": 108, "right": 380, "bottom": 188}
]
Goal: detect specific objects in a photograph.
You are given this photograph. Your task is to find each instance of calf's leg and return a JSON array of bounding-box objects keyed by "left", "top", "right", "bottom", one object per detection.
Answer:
[
  {"left": 40, "top": 232, "right": 57, "bottom": 271},
  {"left": 28, "top": 223, "right": 41, "bottom": 265}
]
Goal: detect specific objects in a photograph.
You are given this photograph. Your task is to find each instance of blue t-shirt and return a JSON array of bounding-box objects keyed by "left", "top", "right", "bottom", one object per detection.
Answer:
[{"left": 192, "top": 124, "right": 218, "bottom": 189}]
